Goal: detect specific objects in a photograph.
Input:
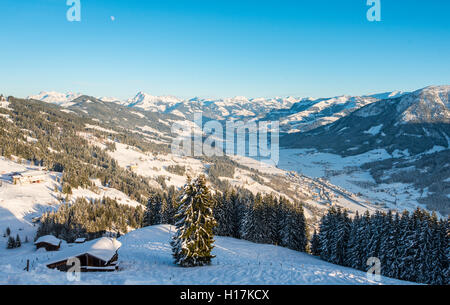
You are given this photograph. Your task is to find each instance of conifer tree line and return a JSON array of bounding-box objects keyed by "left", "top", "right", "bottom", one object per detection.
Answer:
[
  {"left": 213, "top": 189, "right": 309, "bottom": 252},
  {"left": 313, "top": 207, "right": 449, "bottom": 285},
  {"left": 36, "top": 197, "right": 144, "bottom": 243},
  {"left": 144, "top": 182, "right": 309, "bottom": 253}
]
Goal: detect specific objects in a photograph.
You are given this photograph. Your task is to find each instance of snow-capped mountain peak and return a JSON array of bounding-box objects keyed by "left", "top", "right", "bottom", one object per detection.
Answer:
[
  {"left": 28, "top": 91, "right": 82, "bottom": 106},
  {"left": 125, "top": 91, "right": 182, "bottom": 111}
]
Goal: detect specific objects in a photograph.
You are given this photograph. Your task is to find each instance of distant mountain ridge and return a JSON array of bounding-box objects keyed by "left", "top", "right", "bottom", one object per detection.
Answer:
[
  {"left": 282, "top": 86, "right": 450, "bottom": 155},
  {"left": 28, "top": 89, "right": 411, "bottom": 124}
]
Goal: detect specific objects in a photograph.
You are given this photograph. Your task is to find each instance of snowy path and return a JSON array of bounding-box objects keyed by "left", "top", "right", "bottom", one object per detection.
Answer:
[{"left": 0, "top": 225, "right": 412, "bottom": 285}]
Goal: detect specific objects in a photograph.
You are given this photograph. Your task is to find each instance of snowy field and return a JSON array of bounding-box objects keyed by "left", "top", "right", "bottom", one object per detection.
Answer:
[
  {"left": 0, "top": 225, "right": 411, "bottom": 285},
  {"left": 0, "top": 157, "right": 61, "bottom": 242},
  {"left": 277, "top": 148, "right": 431, "bottom": 214}
]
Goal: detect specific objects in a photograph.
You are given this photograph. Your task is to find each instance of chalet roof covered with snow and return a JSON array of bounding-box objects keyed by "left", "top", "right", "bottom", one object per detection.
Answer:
[
  {"left": 13, "top": 170, "right": 47, "bottom": 178},
  {"left": 46, "top": 237, "right": 122, "bottom": 266},
  {"left": 34, "top": 235, "right": 61, "bottom": 246}
]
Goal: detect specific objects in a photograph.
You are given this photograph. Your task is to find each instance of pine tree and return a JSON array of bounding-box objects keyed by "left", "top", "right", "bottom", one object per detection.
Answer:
[
  {"left": 329, "top": 208, "right": 350, "bottom": 266},
  {"left": 252, "top": 193, "right": 266, "bottom": 244},
  {"left": 283, "top": 202, "right": 308, "bottom": 252},
  {"left": 171, "top": 175, "right": 217, "bottom": 267},
  {"left": 7, "top": 236, "right": 15, "bottom": 249},
  {"left": 162, "top": 186, "right": 178, "bottom": 225},
  {"left": 240, "top": 195, "right": 257, "bottom": 242},
  {"left": 385, "top": 213, "right": 402, "bottom": 279},
  {"left": 213, "top": 189, "right": 234, "bottom": 237},
  {"left": 263, "top": 194, "right": 280, "bottom": 245},
  {"left": 144, "top": 192, "right": 163, "bottom": 226},
  {"left": 345, "top": 212, "right": 362, "bottom": 269},
  {"left": 318, "top": 207, "right": 337, "bottom": 262},
  {"left": 310, "top": 230, "right": 320, "bottom": 256},
  {"left": 229, "top": 189, "right": 242, "bottom": 239},
  {"left": 15, "top": 234, "right": 21, "bottom": 248}
]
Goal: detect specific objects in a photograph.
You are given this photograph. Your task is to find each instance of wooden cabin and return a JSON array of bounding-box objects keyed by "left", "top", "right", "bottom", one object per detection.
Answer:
[
  {"left": 12, "top": 170, "right": 47, "bottom": 185},
  {"left": 46, "top": 237, "right": 121, "bottom": 272},
  {"left": 34, "top": 235, "right": 62, "bottom": 251}
]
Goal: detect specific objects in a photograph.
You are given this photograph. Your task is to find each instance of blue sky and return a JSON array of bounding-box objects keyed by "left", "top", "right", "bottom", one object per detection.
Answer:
[{"left": 0, "top": 0, "right": 449, "bottom": 99}]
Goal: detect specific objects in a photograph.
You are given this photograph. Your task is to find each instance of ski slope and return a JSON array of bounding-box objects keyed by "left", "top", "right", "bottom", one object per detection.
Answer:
[{"left": 0, "top": 225, "right": 411, "bottom": 285}]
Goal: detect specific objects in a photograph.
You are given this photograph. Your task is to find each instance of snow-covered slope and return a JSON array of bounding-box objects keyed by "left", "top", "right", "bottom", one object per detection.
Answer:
[
  {"left": 0, "top": 158, "right": 60, "bottom": 242},
  {"left": 281, "top": 86, "right": 450, "bottom": 216},
  {"left": 124, "top": 93, "right": 296, "bottom": 121},
  {"left": 0, "top": 225, "right": 411, "bottom": 285},
  {"left": 282, "top": 86, "right": 450, "bottom": 155},
  {"left": 263, "top": 95, "right": 380, "bottom": 133},
  {"left": 0, "top": 157, "right": 143, "bottom": 243}
]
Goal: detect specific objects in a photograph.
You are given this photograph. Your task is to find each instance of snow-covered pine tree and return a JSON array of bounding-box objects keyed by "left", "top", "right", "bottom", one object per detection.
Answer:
[
  {"left": 213, "top": 189, "right": 234, "bottom": 237},
  {"left": 318, "top": 207, "right": 337, "bottom": 262},
  {"left": 444, "top": 217, "right": 450, "bottom": 285},
  {"left": 385, "top": 213, "right": 402, "bottom": 279},
  {"left": 263, "top": 194, "right": 281, "bottom": 245},
  {"left": 345, "top": 212, "right": 362, "bottom": 269},
  {"left": 379, "top": 210, "right": 393, "bottom": 273},
  {"left": 366, "top": 211, "right": 383, "bottom": 261},
  {"left": 358, "top": 211, "right": 371, "bottom": 270},
  {"left": 398, "top": 210, "right": 419, "bottom": 282},
  {"left": 144, "top": 192, "right": 163, "bottom": 226},
  {"left": 229, "top": 189, "right": 243, "bottom": 239},
  {"left": 171, "top": 175, "right": 217, "bottom": 267},
  {"left": 240, "top": 194, "right": 257, "bottom": 242},
  {"left": 7, "top": 236, "right": 15, "bottom": 249},
  {"left": 329, "top": 208, "right": 350, "bottom": 266},
  {"left": 162, "top": 186, "right": 178, "bottom": 225},
  {"left": 310, "top": 230, "right": 321, "bottom": 256},
  {"left": 15, "top": 234, "right": 21, "bottom": 248},
  {"left": 282, "top": 202, "right": 308, "bottom": 252},
  {"left": 252, "top": 193, "right": 266, "bottom": 244},
  {"left": 429, "top": 216, "right": 449, "bottom": 285},
  {"left": 416, "top": 213, "right": 434, "bottom": 284}
]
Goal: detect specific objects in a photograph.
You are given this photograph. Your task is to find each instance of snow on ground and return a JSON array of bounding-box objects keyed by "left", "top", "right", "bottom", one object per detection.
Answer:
[
  {"left": 230, "top": 154, "right": 379, "bottom": 217},
  {"left": 278, "top": 149, "right": 391, "bottom": 178},
  {"left": 0, "top": 225, "right": 412, "bottom": 285},
  {"left": 277, "top": 148, "right": 430, "bottom": 214},
  {"left": 71, "top": 179, "right": 142, "bottom": 208},
  {"left": 137, "top": 125, "right": 166, "bottom": 137},
  {"left": 364, "top": 124, "right": 383, "bottom": 135},
  {"left": 108, "top": 142, "right": 205, "bottom": 188},
  {"left": 0, "top": 113, "right": 13, "bottom": 123},
  {"left": 85, "top": 124, "right": 117, "bottom": 134},
  {"left": 0, "top": 157, "right": 61, "bottom": 244},
  {"left": 0, "top": 157, "right": 144, "bottom": 251},
  {"left": 0, "top": 100, "right": 12, "bottom": 111}
]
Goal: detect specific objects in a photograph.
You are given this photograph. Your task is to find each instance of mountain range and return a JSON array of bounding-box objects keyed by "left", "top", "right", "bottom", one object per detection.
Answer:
[{"left": 25, "top": 85, "right": 450, "bottom": 215}]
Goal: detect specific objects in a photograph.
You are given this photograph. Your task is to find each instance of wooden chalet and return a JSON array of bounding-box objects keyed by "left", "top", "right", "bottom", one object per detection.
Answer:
[
  {"left": 12, "top": 170, "right": 47, "bottom": 185},
  {"left": 45, "top": 237, "right": 121, "bottom": 272},
  {"left": 34, "top": 235, "right": 62, "bottom": 251}
]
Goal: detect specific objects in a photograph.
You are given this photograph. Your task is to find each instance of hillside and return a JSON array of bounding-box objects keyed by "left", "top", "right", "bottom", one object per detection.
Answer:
[
  {"left": 282, "top": 86, "right": 450, "bottom": 155},
  {"left": 0, "top": 225, "right": 410, "bottom": 285},
  {"left": 281, "top": 86, "right": 450, "bottom": 215},
  {"left": 0, "top": 96, "right": 384, "bottom": 230}
]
